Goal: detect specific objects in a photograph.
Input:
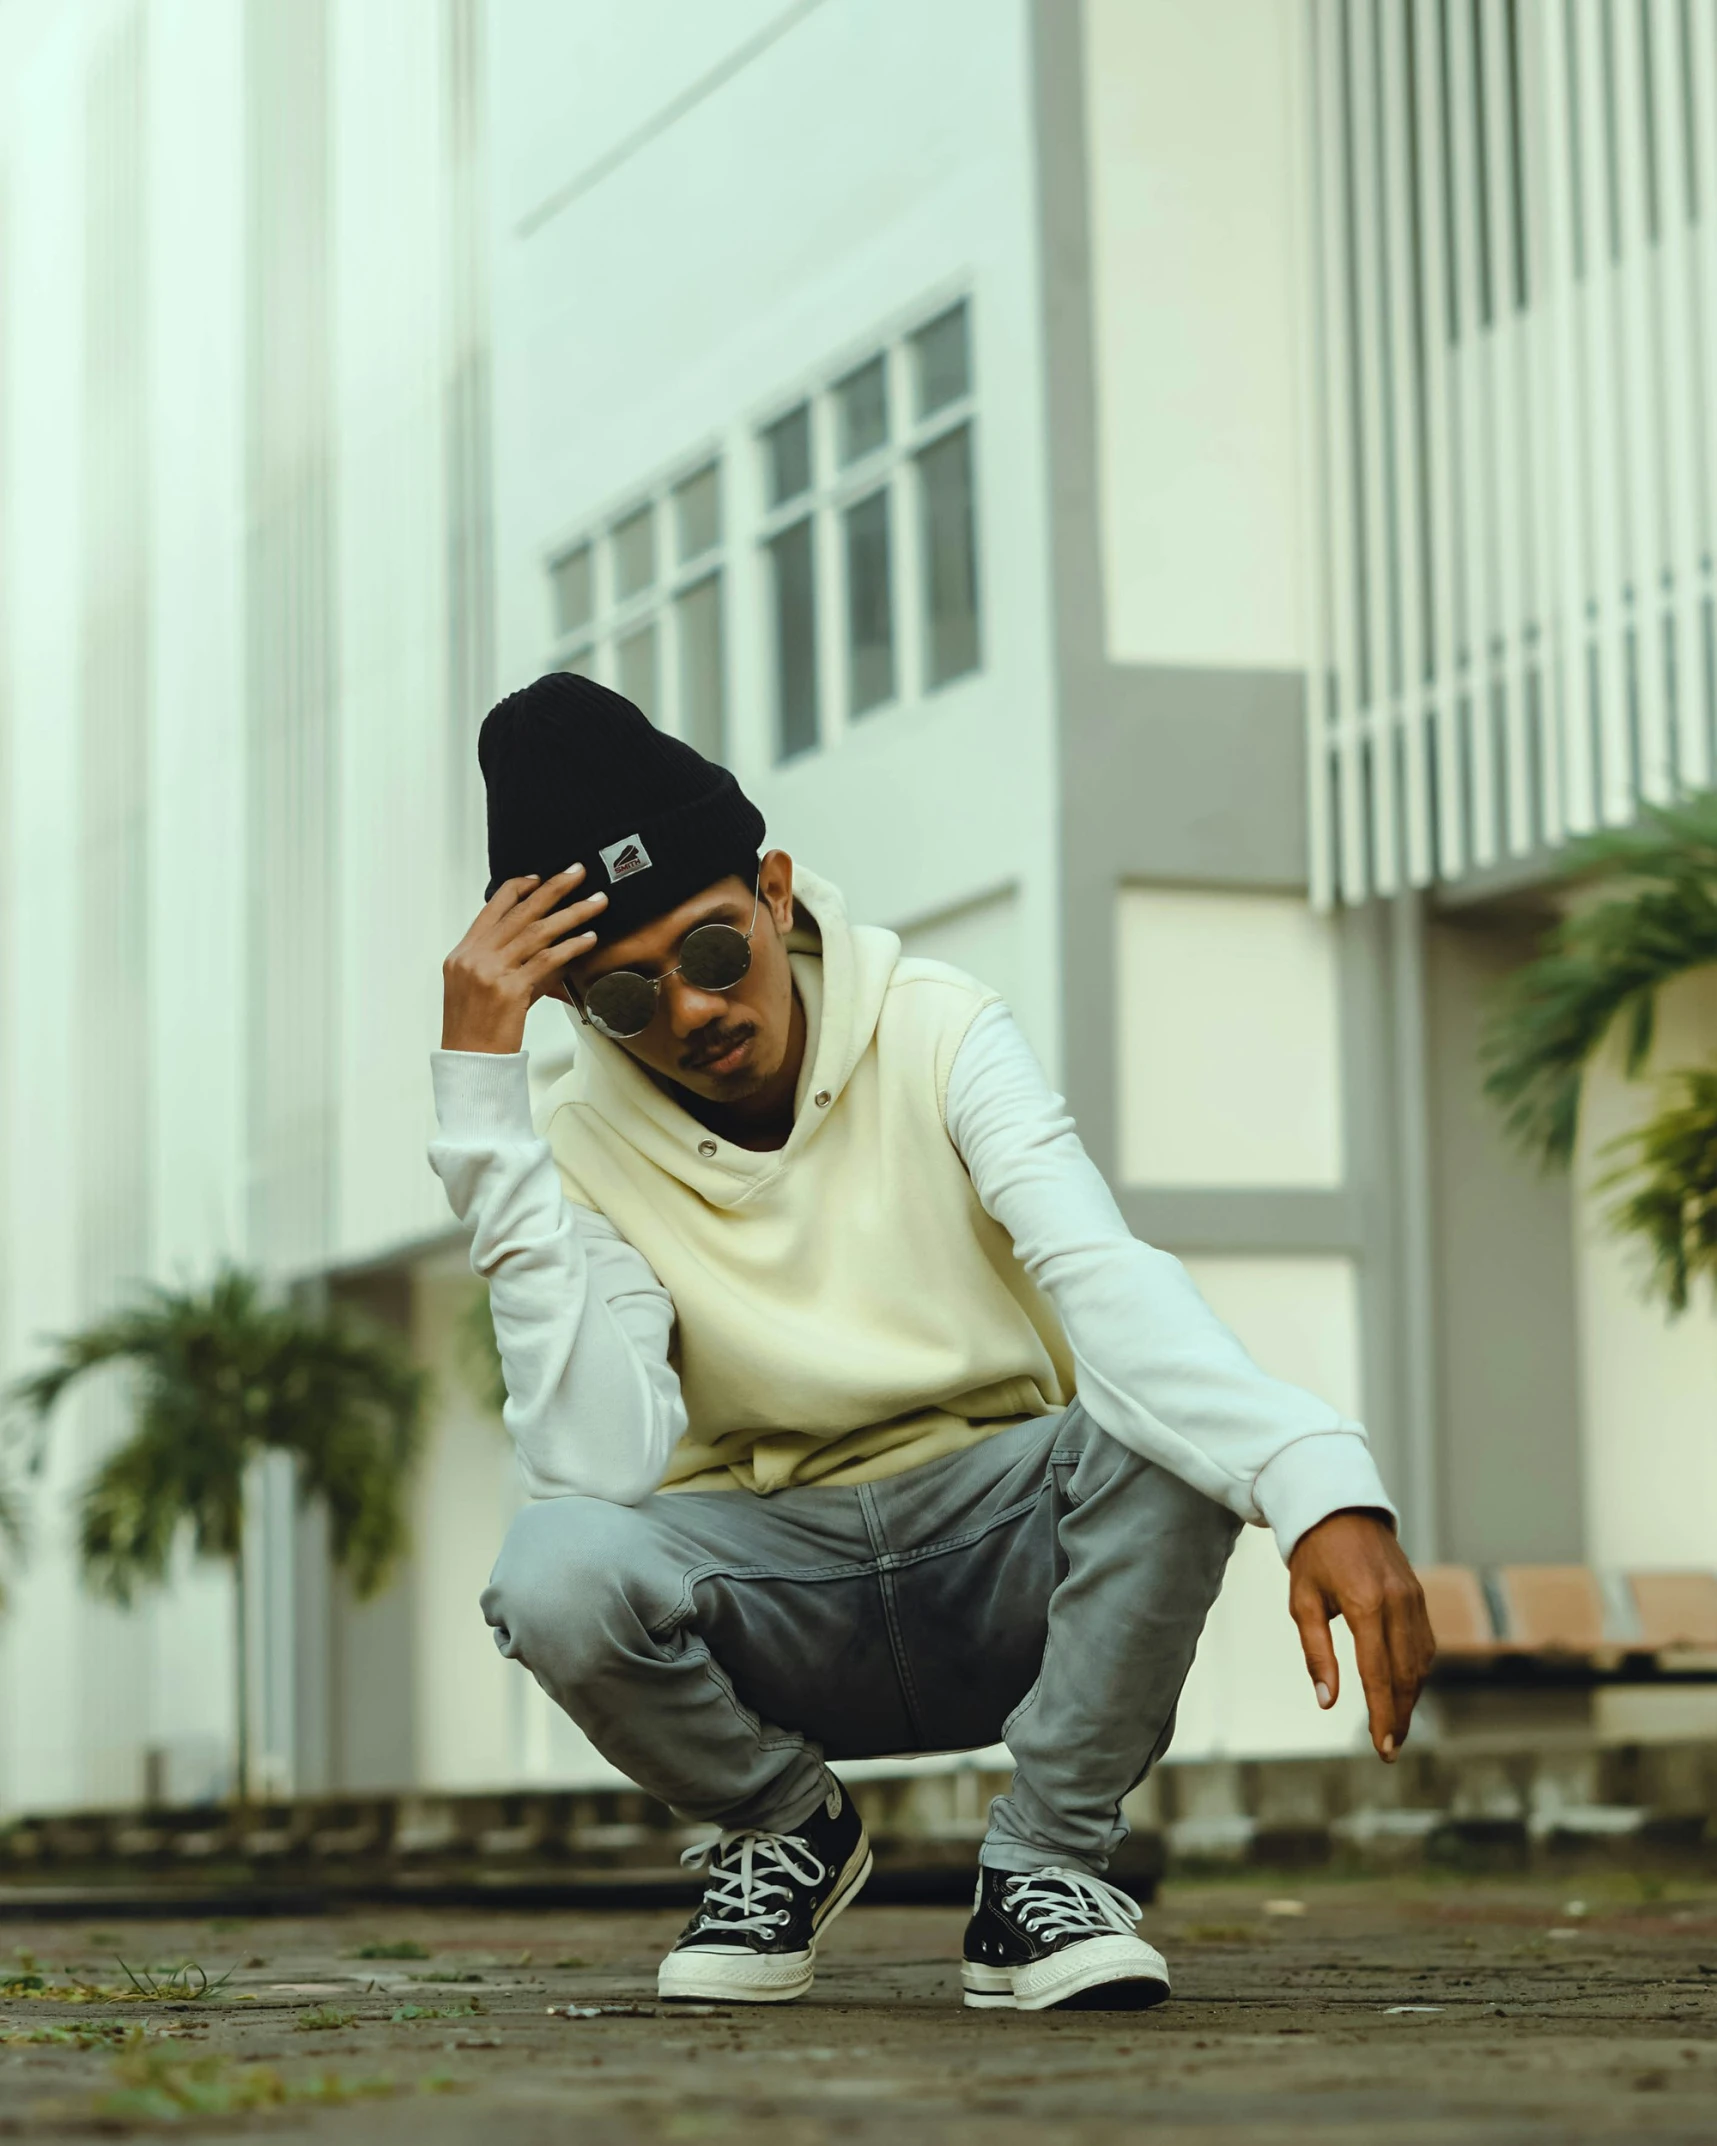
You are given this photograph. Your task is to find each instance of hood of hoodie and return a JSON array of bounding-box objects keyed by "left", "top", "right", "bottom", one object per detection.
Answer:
[{"left": 547, "top": 866, "right": 899, "bottom": 1211}]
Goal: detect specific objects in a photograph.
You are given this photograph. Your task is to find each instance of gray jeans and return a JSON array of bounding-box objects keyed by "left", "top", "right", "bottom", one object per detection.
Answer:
[{"left": 482, "top": 1404, "right": 1239, "bottom": 1875}]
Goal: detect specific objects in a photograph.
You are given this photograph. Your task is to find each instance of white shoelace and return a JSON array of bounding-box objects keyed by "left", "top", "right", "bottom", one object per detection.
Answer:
[
  {"left": 680, "top": 1830, "right": 829, "bottom": 1936},
  {"left": 1001, "top": 1867, "right": 1143, "bottom": 1942}
]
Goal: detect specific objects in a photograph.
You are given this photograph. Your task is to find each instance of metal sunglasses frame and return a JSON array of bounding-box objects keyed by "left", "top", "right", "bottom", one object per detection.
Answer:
[{"left": 569, "top": 881, "right": 763, "bottom": 1039}]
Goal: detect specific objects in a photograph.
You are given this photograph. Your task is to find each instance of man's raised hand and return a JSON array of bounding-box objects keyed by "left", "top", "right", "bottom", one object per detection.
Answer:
[
  {"left": 441, "top": 865, "right": 608, "bottom": 1055},
  {"left": 1287, "top": 1511, "right": 1435, "bottom": 1762}
]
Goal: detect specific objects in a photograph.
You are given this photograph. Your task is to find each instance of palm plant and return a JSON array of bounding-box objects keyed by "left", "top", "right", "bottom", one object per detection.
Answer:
[
  {"left": 0, "top": 1464, "right": 22, "bottom": 1613},
  {"left": 1482, "top": 791, "right": 1717, "bottom": 1314},
  {"left": 4, "top": 1266, "right": 427, "bottom": 1799},
  {"left": 456, "top": 1286, "right": 507, "bottom": 1418}
]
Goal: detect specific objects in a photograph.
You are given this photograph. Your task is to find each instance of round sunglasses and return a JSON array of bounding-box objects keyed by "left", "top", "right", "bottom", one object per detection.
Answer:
[{"left": 573, "top": 883, "right": 762, "bottom": 1039}]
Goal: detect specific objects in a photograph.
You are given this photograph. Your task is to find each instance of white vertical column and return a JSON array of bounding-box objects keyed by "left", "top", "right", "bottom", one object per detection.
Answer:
[
  {"left": 1687, "top": 0, "right": 1717, "bottom": 785},
  {"left": 1313, "top": 0, "right": 1369, "bottom": 901},
  {"left": 1528, "top": 0, "right": 1585, "bottom": 841},
  {"left": 1445, "top": 0, "right": 1500, "bottom": 867},
  {"left": 1349, "top": 0, "right": 1398, "bottom": 895},
  {"left": 1570, "top": 0, "right": 1633, "bottom": 823},
  {"left": 0, "top": 21, "right": 87, "bottom": 1812},
  {"left": 1650, "top": 0, "right": 1711, "bottom": 792},
  {"left": 1479, "top": 0, "right": 1534, "bottom": 855},
  {"left": 1611, "top": 0, "right": 1673, "bottom": 803},
  {"left": 1381, "top": 0, "right": 1429, "bottom": 888},
  {"left": 1414, "top": 0, "right": 1465, "bottom": 882},
  {"left": 1301, "top": 0, "right": 1337, "bottom": 909},
  {"left": 144, "top": 0, "right": 249, "bottom": 1805}
]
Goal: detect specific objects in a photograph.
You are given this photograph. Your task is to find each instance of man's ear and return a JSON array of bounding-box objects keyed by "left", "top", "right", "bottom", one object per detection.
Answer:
[{"left": 758, "top": 848, "right": 795, "bottom": 934}]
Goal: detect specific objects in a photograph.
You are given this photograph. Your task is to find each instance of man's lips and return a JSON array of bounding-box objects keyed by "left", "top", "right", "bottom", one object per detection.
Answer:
[{"left": 682, "top": 1029, "right": 753, "bottom": 1076}]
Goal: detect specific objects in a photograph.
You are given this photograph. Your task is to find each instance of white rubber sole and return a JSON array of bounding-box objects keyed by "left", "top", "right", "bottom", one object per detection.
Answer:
[
  {"left": 962, "top": 1933, "right": 1172, "bottom": 2012},
  {"left": 657, "top": 1836, "right": 874, "bottom": 2005}
]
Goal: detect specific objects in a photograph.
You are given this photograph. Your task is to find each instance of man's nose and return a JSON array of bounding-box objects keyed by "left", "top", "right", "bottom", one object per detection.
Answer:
[{"left": 664, "top": 975, "right": 730, "bottom": 1038}]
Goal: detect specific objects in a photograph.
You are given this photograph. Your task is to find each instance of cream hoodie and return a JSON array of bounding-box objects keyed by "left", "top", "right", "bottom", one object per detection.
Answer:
[
  {"left": 540, "top": 870, "right": 1073, "bottom": 1491},
  {"left": 428, "top": 869, "right": 1396, "bottom": 1551}
]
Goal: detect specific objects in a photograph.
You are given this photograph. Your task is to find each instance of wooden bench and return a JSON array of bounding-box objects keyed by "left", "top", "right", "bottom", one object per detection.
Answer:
[{"left": 1418, "top": 1565, "right": 1717, "bottom": 1685}]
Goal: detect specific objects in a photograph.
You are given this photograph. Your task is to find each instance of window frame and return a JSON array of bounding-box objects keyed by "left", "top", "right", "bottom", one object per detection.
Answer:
[
  {"left": 539, "top": 294, "right": 980, "bottom": 778},
  {"left": 753, "top": 295, "right": 980, "bottom": 763},
  {"left": 543, "top": 450, "right": 729, "bottom": 754}
]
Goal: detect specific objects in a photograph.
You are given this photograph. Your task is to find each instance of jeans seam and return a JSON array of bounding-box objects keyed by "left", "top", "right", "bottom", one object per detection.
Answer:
[
  {"left": 858, "top": 1484, "right": 925, "bottom": 1745},
  {"left": 882, "top": 1482, "right": 1056, "bottom": 1573},
  {"left": 677, "top": 1631, "right": 807, "bottom": 1757},
  {"left": 645, "top": 1553, "right": 882, "bottom": 1643}
]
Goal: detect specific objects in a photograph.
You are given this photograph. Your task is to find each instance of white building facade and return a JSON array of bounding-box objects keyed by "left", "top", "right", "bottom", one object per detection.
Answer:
[{"left": 1, "top": 0, "right": 1712, "bottom": 1815}]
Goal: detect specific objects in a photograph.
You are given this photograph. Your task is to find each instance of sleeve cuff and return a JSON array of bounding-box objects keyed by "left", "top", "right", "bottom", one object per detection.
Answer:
[
  {"left": 1252, "top": 1432, "right": 1399, "bottom": 1561},
  {"left": 430, "top": 1049, "right": 538, "bottom": 1138}
]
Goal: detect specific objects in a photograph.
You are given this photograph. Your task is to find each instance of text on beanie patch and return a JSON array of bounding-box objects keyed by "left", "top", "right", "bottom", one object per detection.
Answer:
[{"left": 600, "top": 834, "right": 653, "bottom": 883}]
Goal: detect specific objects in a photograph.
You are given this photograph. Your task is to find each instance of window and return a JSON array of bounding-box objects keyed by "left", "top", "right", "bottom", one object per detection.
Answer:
[
  {"left": 755, "top": 297, "right": 980, "bottom": 764},
  {"left": 541, "top": 299, "right": 979, "bottom": 774},
  {"left": 762, "top": 407, "right": 818, "bottom": 759},
  {"left": 545, "top": 462, "right": 727, "bottom": 756}
]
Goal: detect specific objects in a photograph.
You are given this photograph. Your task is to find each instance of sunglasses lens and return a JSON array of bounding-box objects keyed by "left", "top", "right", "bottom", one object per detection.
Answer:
[
  {"left": 677, "top": 923, "right": 753, "bottom": 991},
  {"left": 585, "top": 971, "right": 659, "bottom": 1037}
]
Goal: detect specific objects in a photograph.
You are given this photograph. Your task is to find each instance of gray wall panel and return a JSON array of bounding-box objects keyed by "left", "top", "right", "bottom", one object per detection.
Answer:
[{"left": 1425, "top": 914, "right": 1584, "bottom": 1562}]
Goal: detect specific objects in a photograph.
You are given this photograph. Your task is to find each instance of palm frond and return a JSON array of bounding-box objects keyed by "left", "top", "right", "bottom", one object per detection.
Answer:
[
  {"left": 0, "top": 1471, "right": 22, "bottom": 1614},
  {"left": 1598, "top": 1067, "right": 1717, "bottom": 1315},
  {"left": 1481, "top": 793, "right": 1717, "bottom": 1167},
  {"left": 80, "top": 1437, "right": 188, "bottom": 1606},
  {"left": 273, "top": 1314, "right": 428, "bottom": 1599},
  {"left": 11, "top": 1264, "right": 427, "bottom": 1607},
  {"left": 456, "top": 1288, "right": 508, "bottom": 1417}
]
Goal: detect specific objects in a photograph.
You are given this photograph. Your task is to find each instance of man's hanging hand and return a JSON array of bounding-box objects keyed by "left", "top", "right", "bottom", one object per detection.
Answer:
[{"left": 1287, "top": 1510, "right": 1435, "bottom": 1761}]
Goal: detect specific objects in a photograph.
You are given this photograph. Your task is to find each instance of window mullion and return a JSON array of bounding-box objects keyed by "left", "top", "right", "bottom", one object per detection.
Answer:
[
  {"left": 811, "top": 394, "right": 845, "bottom": 746},
  {"left": 887, "top": 345, "right": 924, "bottom": 703}
]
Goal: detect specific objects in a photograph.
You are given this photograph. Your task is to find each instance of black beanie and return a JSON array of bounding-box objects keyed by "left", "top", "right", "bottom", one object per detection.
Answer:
[{"left": 479, "top": 674, "right": 766, "bottom": 939}]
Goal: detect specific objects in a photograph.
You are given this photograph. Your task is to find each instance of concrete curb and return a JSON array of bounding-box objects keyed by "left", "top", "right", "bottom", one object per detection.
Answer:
[{"left": 3, "top": 1737, "right": 1714, "bottom": 1915}]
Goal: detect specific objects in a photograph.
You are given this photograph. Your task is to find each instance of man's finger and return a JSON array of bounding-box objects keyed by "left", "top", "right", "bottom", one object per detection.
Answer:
[
  {"left": 1289, "top": 1580, "right": 1340, "bottom": 1710},
  {"left": 491, "top": 863, "right": 591, "bottom": 950},
  {"left": 1384, "top": 1587, "right": 1435, "bottom": 1744},
  {"left": 1348, "top": 1606, "right": 1398, "bottom": 1760},
  {"left": 516, "top": 888, "right": 609, "bottom": 955},
  {"left": 526, "top": 930, "right": 600, "bottom": 993},
  {"left": 478, "top": 873, "right": 543, "bottom": 922}
]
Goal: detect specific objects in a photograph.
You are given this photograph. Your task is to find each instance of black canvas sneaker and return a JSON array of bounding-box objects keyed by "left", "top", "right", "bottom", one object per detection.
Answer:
[
  {"left": 960, "top": 1865, "right": 1171, "bottom": 2011},
  {"left": 657, "top": 1779, "right": 873, "bottom": 2004}
]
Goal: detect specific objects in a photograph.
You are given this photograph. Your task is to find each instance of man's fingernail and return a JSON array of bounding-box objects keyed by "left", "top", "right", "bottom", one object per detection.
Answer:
[
  {"left": 1382, "top": 1734, "right": 1396, "bottom": 1759},
  {"left": 1315, "top": 1681, "right": 1332, "bottom": 1708}
]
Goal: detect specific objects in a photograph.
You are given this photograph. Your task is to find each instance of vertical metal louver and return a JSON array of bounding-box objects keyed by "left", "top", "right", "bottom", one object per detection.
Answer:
[
  {"left": 80, "top": 10, "right": 150, "bottom": 1310},
  {"left": 244, "top": 0, "right": 337, "bottom": 1268},
  {"left": 443, "top": 0, "right": 495, "bottom": 879},
  {"left": 1307, "top": 0, "right": 1717, "bottom": 904}
]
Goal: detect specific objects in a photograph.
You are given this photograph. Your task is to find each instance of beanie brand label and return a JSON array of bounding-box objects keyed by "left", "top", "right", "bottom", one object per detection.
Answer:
[{"left": 600, "top": 834, "right": 653, "bottom": 883}]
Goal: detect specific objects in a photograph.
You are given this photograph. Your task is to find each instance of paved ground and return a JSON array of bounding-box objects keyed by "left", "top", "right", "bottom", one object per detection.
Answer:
[{"left": 2, "top": 1872, "right": 1716, "bottom": 2140}]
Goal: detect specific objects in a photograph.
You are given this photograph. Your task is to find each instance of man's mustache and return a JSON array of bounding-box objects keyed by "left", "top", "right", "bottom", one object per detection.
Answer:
[{"left": 680, "top": 1021, "right": 755, "bottom": 1073}]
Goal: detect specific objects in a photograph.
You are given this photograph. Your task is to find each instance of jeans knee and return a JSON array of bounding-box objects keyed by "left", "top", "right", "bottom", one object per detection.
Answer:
[
  {"left": 481, "top": 1497, "right": 658, "bottom": 1683},
  {"left": 1063, "top": 1423, "right": 1241, "bottom": 1565}
]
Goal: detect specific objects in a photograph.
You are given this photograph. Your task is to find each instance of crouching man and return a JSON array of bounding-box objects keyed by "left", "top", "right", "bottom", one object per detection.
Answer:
[{"left": 429, "top": 674, "right": 1432, "bottom": 2012}]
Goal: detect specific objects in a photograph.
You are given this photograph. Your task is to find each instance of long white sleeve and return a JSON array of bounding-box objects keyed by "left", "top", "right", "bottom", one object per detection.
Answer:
[
  {"left": 945, "top": 1003, "right": 1396, "bottom": 1557},
  {"left": 427, "top": 1050, "right": 686, "bottom": 1503}
]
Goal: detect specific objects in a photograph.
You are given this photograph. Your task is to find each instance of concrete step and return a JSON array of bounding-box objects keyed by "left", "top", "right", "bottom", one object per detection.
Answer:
[{"left": 4, "top": 1736, "right": 1716, "bottom": 1916}]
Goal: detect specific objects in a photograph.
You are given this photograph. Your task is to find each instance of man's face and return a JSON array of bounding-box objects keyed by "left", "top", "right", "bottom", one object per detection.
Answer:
[{"left": 560, "top": 850, "right": 798, "bottom": 1104}]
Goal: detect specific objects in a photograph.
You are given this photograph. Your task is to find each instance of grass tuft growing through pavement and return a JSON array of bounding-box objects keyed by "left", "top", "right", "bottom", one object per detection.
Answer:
[
  {"left": 294, "top": 2005, "right": 359, "bottom": 2033},
  {"left": 1, "top": 1949, "right": 238, "bottom": 2005},
  {"left": 98, "top": 2032, "right": 399, "bottom": 2121}
]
